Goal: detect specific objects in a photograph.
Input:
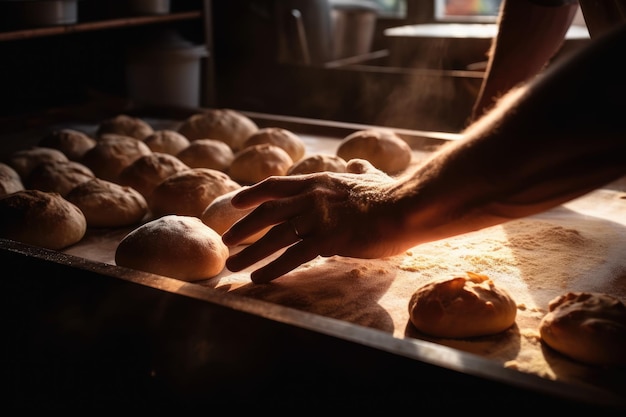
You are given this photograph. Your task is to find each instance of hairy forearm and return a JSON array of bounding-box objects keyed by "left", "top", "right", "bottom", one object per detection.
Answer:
[
  {"left": 390, "top": 25, "right": 626, "bottom": 248},
  {"left": 471, "top": 0, "right": 579, "bottom": 121}
]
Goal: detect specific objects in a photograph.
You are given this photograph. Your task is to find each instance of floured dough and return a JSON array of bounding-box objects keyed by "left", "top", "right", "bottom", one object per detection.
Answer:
[
  {"left": 539, "top": 292, "right": 626, "bottom": 366},
  {"left": 0, "top": 189, "right": 86, "bottom": 250},
  {"left": 96, "top": 114, "right": 154, "bottom": 140},
  {"left": 287, "top": 154, "right": 347, "bottom": 175},
  {"left": 176, "top": 138, "right": 234, "bottom": 171},
  {"left": 408, "top": 272, "right": 517, "bottom": 338},
  {"left": 336, "top": 129, "right": 412, "bottom": 174},
  {"left": 229, "top": 144, "right": 293, "bottom": 184},
  {"left": 26, "top": 160, "right": 95, "bottom": 197},
  {"left": 0, "top": 162, "right": 24, "bottom": 197},
  {"left": 81, "top": 134, "right": 152, "bottom": 183},
  {"left": 177, "top": 108, "right": 258, "bottom": 151},
  {"left": 115, "top": 214, "right": 229, "bottom": 281},
  {"left": 243, "top": 127, "right": 306, "bottom": 162},
  {"left": 118, "top": 152, "right": 190, "bottom": 198},
  {"left": 149, "top": 168, "right": 241, "bottom": 218},
  {"left": 7, "top": 146, "right": 69, "bottom": 179},
  {"left": 38, "top": 128, "right": 96, "bottom": 161},
  {"left": 143, "top": 130, "right": 191, "bottom": 155},
  {"left": 200, "top": 187, "right": 270, "bottom": 244},
  {"left": 65, "top": 178, "right": 148, "bottom": 228}
]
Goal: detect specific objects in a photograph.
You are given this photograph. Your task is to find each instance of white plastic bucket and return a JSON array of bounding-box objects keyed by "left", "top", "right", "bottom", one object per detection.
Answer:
[{"left": 126, "top": 33, "right": 208, "bottom": 108}]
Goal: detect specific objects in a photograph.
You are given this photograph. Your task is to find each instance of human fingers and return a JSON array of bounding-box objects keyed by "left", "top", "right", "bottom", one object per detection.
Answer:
[
  {"left": 222, "top": 192, "right": 312, "bottom": 246},
  {"left": 230, "top": 174, "right": 318, "bottom": 209},
  {"left": 249, "top": 239, "right": 321, "bottom": 283},
  {"left": 226, "top": 220, "right": 303, "bottom": 273}
]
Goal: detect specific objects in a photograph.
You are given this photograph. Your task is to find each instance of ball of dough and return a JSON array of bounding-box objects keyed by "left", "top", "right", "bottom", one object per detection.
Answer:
[
  {"left": 243, "top": 127, "right": 306, "bottom": 162},
  {"left": 96, "top": 114, "right": 154, "bottom": 140},
  {"left": 539, "top": 292, "right": 626, "bottom": 366},
  {"left": 7, "top": 146, "right": 69, "bottom": 179},
  {"left": 38, "top": 128, "right": 97, "bottom": 161},
  {"left": 200, "top": 187, "right": 270, "bottom": 244},
  {"left": 287, "top": 154, "right": 347, "bottom": 175},
  {"left": 115, "top": 214, "right": 229, "bottom": 281},
  {"left": 143, "top": 130, "right": 190, "bottom": 155},
  {"left": 336, "top": 129, "right": 412, "bottom": 174},
  {"left": 229, "top": 144, "right": 293, "bottom": 184},
  {"left": 65, "top": 178, "right": 148, "bottom": 228},
  {"left": 408, "top": 272, "right": 517, "bottom": 338},
  {"left": 0, "top": 162, "right": 24, "bottom": 197},
  {"left": 176, "top": 139, "right": 234, "bottom": 171},
  {"left": 26, "top": 160, "right": 95, "bottom": 197},
  {"left": 0, "top": 189, "right": 86, "bottom": 250},
  {"left": 118, "top": 152, "right": 190, "bottom": 198},
  {"left": 81, "top": 134, "right": 152, "bottom": 182},
  {"left": 149, "top": 168, "right": 241, "bottom": 218},
  {"left": 177, "top": 108, "right": 258, "bottom": 151}
]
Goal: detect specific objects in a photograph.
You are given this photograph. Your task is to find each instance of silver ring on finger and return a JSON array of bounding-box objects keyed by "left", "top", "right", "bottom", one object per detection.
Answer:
[{"left": 290, "top": 217, "right": 305, "bottom": 240}]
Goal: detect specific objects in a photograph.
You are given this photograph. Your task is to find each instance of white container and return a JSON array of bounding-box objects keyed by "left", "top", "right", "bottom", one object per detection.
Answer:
[{"left": 126, "top": 31, "right": 208, "bottom": 108}]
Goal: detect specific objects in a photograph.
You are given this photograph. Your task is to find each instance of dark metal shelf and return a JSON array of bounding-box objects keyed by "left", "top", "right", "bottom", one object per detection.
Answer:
[{"left": 0, "top": 11, "right": 202, "bottom": 42}]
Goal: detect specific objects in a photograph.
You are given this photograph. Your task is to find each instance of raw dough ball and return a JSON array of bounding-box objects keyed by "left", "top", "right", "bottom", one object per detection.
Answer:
[
  {"left": 149, "top": 168, "right": 241, "bottom": 218},
  {"left": 177, "top": 108, "right": 258, "bottom": 151},
  {"left": 26, "top": 160, "right": 95, "bottom": 197},
  {"left": 408, "top": 272, "right": 517, "bottom": 338},
  {"left": 0, "top": 189, "right": 86, "bottom": 250},
  {"left": 539, "top": 292, "right": 626, "bottom": 366},
  {"left": 229, "top": 144, "right": 293, "bottom": 184},
  {"left": 143, "top": 130, "right": 190, "bottom": 155},
  {"left": 200, "top": 187, "right": 270, "bottom": 244},
  {"left": 38, "top": 128, "right": 96, "bottom": 161},
  {"left": 115, "top": 214, "right": 228, "bottom": 281},
  {"left": 81, "top": 134, "right": 152, "bottom": 182},
  {"left": 0, "top": 162, "right": 24, "bottom": 197},
  {"left": 65, "top": 178, "right": 148, "bottom": 228},
  {"left": 96, "top": 114, "right": 154, "bottom": 140},
  {"left": 336, "top": 129, "right": 412, "bottom": 174},
  {"left": 287, "top": 154, "right": 347, "bottom": 175},
  {"left": 7, "top": 146, "right": 69, "bottom": 179},
  {"left": 243, "top": 127, "right": 306, "bottom": 162},
  {"left": 176, "top": 139, "right": 234, "bottom": 171},
  {"left": 118, "top": 152, "right": 190, "bottom": 198}
]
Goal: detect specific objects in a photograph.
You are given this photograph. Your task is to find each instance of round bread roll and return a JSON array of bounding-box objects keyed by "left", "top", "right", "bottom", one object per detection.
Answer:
[
  {"left": 38, "top": 128, "right": 96, "bottom": 161},
  {"left": 287, "top": 154, "right": 348, "bottom": 175},
  {"left": 336, "top": 129, "right": 412, "bottom": 174},
  {"left": 243, "top": 127, "right": 306, "bottom": 162},
  {"left": 115, "top": 215, "right": 228, "bottom": 281},
  {"left": 539, "top": 292, "right": 626, "bottom": 366},
  {"left": 143, "top": 130, "right": 191, "bottom": 155},
  {"left": 118, "top": 152, "right": 190, "bottom": 198},
  {"left": 7, "top": 146, "right": 69, "bottom": 179},
  {"left": 149, "top": 168, "right": 241, "bottom": 218},
  {"left": 408, "top": 272, "right": 517, "bottom": 339},
  {"left": 177, "top": 108, "right": 258, "bottom": 151},
  {"left": 0, "top": 189, "right": 86, "bottom": 250},
  {"left": 65, "top": 178, "right": 148, "bottom": 228},
  {"left": 176, "top": 139, "right": 234, "bottom": 171},
  {"left": 0, "top": 162, "right": 24, "bottom": 197},
  {"left": 200, "top": 187, "right": 270, "bottom": 244},
  {"left": 26, "top": 160, "right": 95, "bottom": 197},
  {"left": 81, "top": 134, "right": 152, "bottom": 182},
  {"left": 229, "top": 144, "right": 293, "bottom": 184},
  {"left": 96, "top": 114, "right": 154, "bottom": 140}
]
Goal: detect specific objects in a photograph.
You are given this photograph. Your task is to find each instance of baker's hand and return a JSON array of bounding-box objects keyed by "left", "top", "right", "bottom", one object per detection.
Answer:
[{"left": 222, "top": 159, "right": 402, "bottom": 283}]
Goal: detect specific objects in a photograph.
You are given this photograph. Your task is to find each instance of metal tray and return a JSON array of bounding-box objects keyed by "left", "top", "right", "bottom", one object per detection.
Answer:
[{"left": 2, "top": 112, "right": 625, "bottom": 411}]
